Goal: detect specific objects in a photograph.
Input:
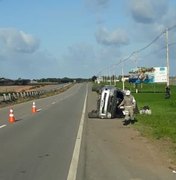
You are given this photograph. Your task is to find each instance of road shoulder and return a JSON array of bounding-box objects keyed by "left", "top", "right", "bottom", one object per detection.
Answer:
[{"left": 78, "top": 89, "right": 176, "bottom": 180}]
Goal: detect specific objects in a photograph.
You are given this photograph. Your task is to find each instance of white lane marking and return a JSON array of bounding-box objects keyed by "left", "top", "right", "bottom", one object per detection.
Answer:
[
  {"left": 67, "top": 86, "right": 88, "bottom": 180},
  {"left": 0, "top": 124, "right": 7, "bottom": 129},
  {"left": 36, "top": 108, "right": 42, "bottom": 112}
]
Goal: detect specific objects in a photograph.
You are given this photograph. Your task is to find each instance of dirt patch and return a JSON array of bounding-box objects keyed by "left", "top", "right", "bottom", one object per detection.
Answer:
[
  {"left": 0, "top": 85, "right": 35, "bottom": 93},
  {"left": 147, "top": 137, "right": 176, "bottom": 169}
]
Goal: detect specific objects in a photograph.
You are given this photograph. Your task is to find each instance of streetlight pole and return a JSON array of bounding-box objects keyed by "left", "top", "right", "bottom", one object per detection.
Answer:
[{"left": 121, "top": 60, "right": 125, "bottom": 91}]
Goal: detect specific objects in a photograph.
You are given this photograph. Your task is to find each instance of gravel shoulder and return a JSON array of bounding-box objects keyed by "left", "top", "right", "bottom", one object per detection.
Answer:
[{"left": 77, "top": 87, "right": 176, "bottom": 180}]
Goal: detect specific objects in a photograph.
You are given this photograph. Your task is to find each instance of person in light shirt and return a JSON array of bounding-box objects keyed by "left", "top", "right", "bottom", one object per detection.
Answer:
[{"left": 118, "top": 90, "right": 136, "bottom": 125}]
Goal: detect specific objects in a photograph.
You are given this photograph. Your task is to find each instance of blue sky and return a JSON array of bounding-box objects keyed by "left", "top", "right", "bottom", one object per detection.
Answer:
[{"left": 0, "top": 0, "right": 176, "bottom": 79}]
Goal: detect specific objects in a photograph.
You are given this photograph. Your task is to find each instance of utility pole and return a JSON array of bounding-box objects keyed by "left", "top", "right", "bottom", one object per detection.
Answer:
[
  {"left": 121, "top": 61, "right": 125, "bottom": 91},
  {"left": 108, "top": 67, "right": 111, "bottom": 85},
  {"left": 165, "top": 28, "right": 170, "bottom": 86},
  {"left": 133, "top": 52, "right": 138, "bottom": 69},
  {"left": 112, "top": 65, "right": 116, "bottom": 86}
]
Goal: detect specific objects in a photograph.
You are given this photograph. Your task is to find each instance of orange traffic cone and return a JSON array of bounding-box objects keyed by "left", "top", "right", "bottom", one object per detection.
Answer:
[
  {"left": 9, "top": 108, "right": 15, "bottom": 123},
  {"left": 32, "top": 101, "right": 37, "bottom": 113}
]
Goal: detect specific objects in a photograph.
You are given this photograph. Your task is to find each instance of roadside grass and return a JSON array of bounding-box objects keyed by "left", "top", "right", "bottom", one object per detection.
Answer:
[
  {"left": 134, "top": 92, "right": 176, "bottom": 141},
  {"left": 92, "top": 82, "right": 176, "bottom": 163},
  {"left": 93, "top": 82, "right": 176, "bottom": 161},
  {"left": 115, "top": 81, "right": 176, "bottom": 141},
  {"left": 93, "top": 82, "right": 176, "bottom": 139},
  {"left": 121, "top": 82, "right": 176, "bottom": 162},
  {"left": 132, "top": 87, "right": 176, "bottom": 164}
]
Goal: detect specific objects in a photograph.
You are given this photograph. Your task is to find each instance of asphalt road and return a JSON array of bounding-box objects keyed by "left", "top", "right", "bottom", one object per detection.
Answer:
[
  {"left": 0, "top": 83, "right": 87, "bottom": 180},
  {"left": 1, "top": 82, "right": 176, "bottom": 180}
]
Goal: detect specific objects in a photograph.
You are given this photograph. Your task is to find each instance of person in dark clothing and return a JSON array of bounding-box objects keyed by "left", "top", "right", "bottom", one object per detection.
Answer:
[{"left": 165, "top": 86, "right": 171, "bottom": 99}]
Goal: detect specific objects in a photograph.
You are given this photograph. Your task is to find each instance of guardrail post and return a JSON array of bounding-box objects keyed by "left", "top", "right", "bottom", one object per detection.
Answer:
[
  {"left": 8, "top": 93, "right": 12, "bottom": 101},
  {"left": 3, "top": 94, "right": 7, "bottom": 102}
]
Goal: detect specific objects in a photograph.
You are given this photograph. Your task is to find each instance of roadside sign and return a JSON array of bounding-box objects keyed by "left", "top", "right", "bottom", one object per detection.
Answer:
[{"left": 129, "top": 67, "right": 167, "bottom": 84}]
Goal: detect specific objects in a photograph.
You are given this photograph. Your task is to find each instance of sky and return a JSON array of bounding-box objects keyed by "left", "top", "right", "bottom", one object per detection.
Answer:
[{"left": 0, "top": 0, "right": 176, "bottom": 79}]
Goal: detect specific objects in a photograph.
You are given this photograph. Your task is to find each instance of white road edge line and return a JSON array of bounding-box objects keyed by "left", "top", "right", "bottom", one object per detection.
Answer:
[
  {"left": 67, "top": 86, "right": 88, "bottom": 180},
  {"left": 36, "top": 108, "right": 42, "bottom": 112},
  {"left": 0, "top": 124, "right": 7, "bottom": 129}
]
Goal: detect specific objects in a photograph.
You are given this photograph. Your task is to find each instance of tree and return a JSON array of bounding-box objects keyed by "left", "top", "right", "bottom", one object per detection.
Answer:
[{"left": 92, "top": 76, "right": 97, "bottom": 82}]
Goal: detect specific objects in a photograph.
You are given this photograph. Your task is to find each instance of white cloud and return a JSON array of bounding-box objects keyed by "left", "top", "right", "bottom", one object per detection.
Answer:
[
  {"left": 0, "top": 28, "right": 40, "bottom": 53},
  {"left": 60, "top": 43, "right": 96, "bottom": 77},
  {"left": 59, "top": 42, "right": 124, "bottom": 77},
  {"left": 95, "top": 27, "right": 129, "bottom": 46},
  {"left": 0, "top": 49, "right": 59, "bottom": 79},
  {"left": 129, "top": 0, "right": 168, "bottom": 24},
  {"left": 85, "top": 0, "right": 110, "bottom": 24},
  {"left": 85, "top": 0, "right": 110, "bottom": 11}
]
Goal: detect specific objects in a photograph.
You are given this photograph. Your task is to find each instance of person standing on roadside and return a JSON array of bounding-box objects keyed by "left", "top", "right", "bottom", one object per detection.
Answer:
[
  {"left": 165, "top": 86, "right": 171, "bottom": 99},
  {"left": 118, "top": 90, "right": 136, "bottom": 125}
]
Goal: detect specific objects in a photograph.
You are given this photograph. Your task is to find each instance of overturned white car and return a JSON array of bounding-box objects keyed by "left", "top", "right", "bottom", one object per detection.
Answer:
[{"left": 88, "top": 85, "right": 124, "bottom": 119}]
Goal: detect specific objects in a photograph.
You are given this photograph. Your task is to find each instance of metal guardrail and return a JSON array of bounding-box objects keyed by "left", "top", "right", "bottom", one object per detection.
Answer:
[
  {"left": 0, "top": 90, "right": 44, "bottom": 103},
  {"left": 0, "top": 83, "right": 72, "bottom": 104}
]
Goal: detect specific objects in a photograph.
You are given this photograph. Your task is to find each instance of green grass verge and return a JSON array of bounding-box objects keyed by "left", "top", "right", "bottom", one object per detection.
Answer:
[
  {"left": 134, "top": 92, "right": 176, "bottom": 141},
  {"left": 117, "top": 81, "right": 176, "bottom": 142},
  {"left": 95, "top": 81, "right": 176, "bottom": 162},
  {"left": 94, "top": 82, "right": 176, "bottom": 143}
]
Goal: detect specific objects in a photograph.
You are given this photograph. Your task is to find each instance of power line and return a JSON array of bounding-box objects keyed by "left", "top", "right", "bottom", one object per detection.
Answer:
[
  {"left": 135, "top": 32, "right": 164, "bottom": 54},
  {"left": 96, "top": 24, "right": 176, "bottom": 76},
  {"left": 107, "top": 31, "right": 165, "bottom": 70},
  {"left": 139, "top": 42, "right": 176, "bottom": 59},
  {"left": 118, "top": 31, "right": 165, "bottom": 65},
  {"left": 113, "top": 24, "right": 176, "bottom": 67},
  {"left": 168, "top": 24, "right": 176, "bottom": 31}
]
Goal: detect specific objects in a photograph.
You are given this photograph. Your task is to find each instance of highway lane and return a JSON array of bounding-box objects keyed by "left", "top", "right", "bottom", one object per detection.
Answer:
[
  {"left": 0, "top": 83, "right": 87, "bottom": 180},
  {"left": 0, "top": 83, "right": 82, "bottom": 126}
]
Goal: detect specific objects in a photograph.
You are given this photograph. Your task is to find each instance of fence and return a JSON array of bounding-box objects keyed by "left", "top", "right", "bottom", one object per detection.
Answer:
[{"left": 0, "top": 83, "right": 72, "bottom": 104}]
